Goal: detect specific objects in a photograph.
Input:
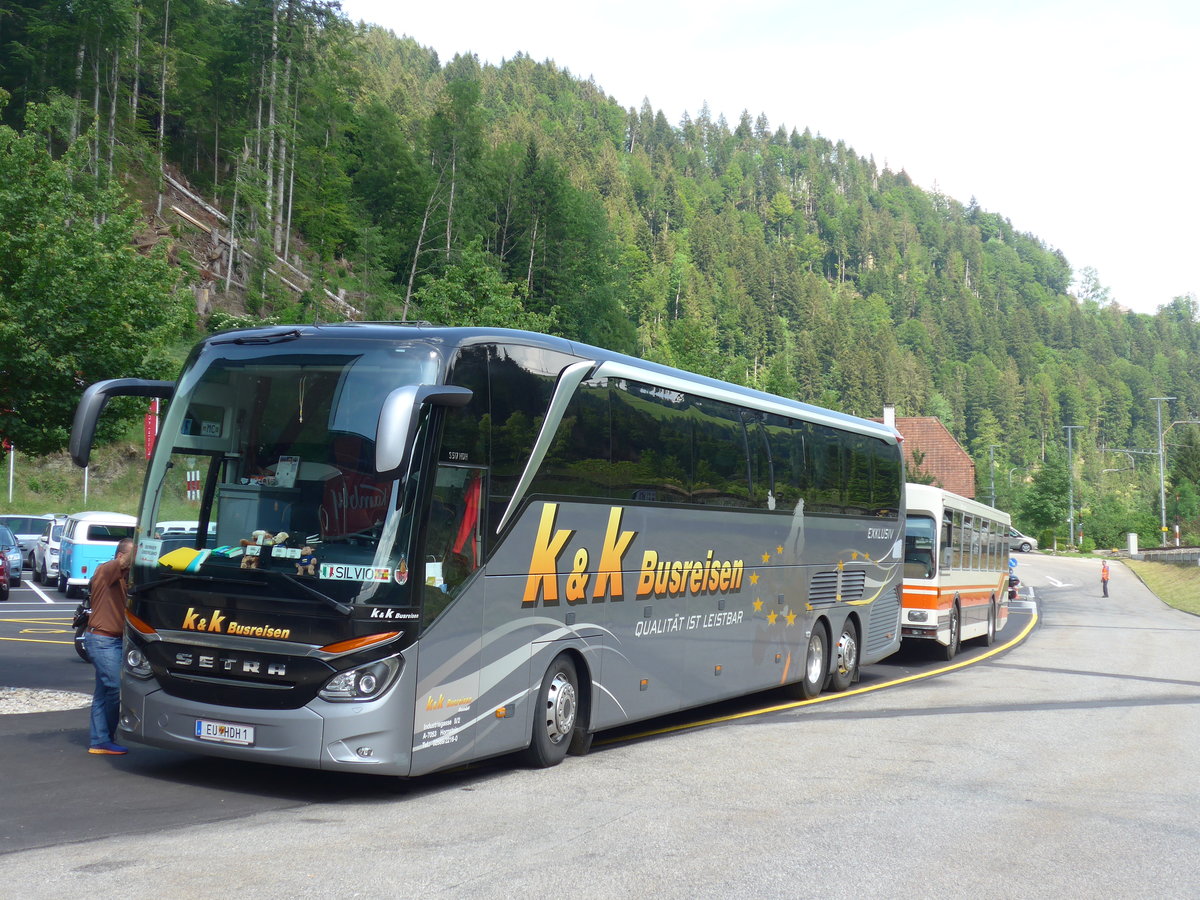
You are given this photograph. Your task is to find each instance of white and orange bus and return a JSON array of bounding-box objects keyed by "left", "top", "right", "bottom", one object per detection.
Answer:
[{"left": 900, "top": 483, "right": 1010, "bottom": 660}]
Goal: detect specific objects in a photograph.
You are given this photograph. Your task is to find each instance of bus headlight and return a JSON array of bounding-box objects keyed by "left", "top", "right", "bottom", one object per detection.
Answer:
[
  {"left": 125, "top": 646, "right": 152, "bottom": 679},
  {"left": 320, "top": 656, "right": 401, "bottom": 702},
  {"left": 909, "top": 610, "right": 928, "bottom": 623}
]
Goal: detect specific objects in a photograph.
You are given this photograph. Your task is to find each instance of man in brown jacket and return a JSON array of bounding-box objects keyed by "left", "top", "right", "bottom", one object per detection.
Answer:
[{"left": 86, "top": 538, "right": 134, "bottom": 755}]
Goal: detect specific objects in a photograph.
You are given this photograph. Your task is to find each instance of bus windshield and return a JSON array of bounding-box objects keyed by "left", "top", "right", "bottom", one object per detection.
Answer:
[
  {"left": 904, "top": 513, "right": 937, "bottom": 579},
  {"left": 136, "top": 339, "right": 441, "bottom": 610}
]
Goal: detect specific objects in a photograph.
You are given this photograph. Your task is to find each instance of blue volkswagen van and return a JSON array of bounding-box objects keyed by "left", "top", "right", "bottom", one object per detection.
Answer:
[{"left": 58, "top": 511, "right": 137, "bottom": 598}]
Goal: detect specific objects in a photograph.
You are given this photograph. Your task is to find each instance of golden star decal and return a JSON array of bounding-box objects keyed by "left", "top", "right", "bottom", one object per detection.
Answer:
[
  {"left": 761, "top": 551, "right": 771, "bottom": 564},
  {"left": 776, "top": 545, "right": 784, "bottom": 555},
  {"left": 785, "top": 611, "right": 797, "bottom": 625},
  {"left": 837, "top": 559, "right": 844, "bottom": 570},
  {"left": 766, "top": 610, "right": 778, "bottom": 625},
  {"left": 805, "top": 602, "right": 814, "bottom": 611},
  {"left": 753, "top": 598, "right": 764, "bottom": 612},
  {"left": 851, "top": 551, "right": 859, "bottom": 560},
  {"left": 750, "top": 572, "right": 760, "bottom": 585}
]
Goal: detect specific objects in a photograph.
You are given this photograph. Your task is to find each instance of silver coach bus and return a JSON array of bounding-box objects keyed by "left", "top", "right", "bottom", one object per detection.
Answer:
[{"left": 70, "top": 324, "right": 905, "bottom": 777}]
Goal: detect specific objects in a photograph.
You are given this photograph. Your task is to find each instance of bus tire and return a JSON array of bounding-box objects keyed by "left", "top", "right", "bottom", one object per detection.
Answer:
[
  {"left": 978, "top": 600, "right": 997, "bottom": 647},
  {"left": 941, "top": 603, "right": 960, "bottom": 661},
  {"left": 568, "top": 726, "right": 593, "bottom": 757},
  {"left": 789, "top": 625, "right": 827, "bottom": 700},
  {"left": 830, "top": 618, "right": 859, "bottom": 692},
  {"left": 522, "top": 655, "right": 578, "bottom": 768}
]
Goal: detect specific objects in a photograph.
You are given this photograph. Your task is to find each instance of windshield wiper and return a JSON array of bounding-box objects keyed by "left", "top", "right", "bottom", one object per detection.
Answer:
[
  {"left": 274, "top": 572, "right": 352, "bottom": 615},
  {"left": 212, "top": 328, "right": 303, "bottom": 345},
  {"left": 133, "top": 571, "right": 352, "bottom": 616}
]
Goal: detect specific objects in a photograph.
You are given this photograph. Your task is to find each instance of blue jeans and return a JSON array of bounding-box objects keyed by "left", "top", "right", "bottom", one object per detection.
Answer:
[{"left": 85, "top": 633, "right": 123, "bottom": 746}]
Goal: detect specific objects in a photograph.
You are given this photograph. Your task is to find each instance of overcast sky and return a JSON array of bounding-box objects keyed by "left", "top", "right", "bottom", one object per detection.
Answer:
[{"left": 338, "top": 0, "right": 1198, "bottom": 315}]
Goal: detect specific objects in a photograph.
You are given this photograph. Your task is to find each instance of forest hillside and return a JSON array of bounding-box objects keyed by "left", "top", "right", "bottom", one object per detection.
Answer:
[{"left": 2, "top": 0, "right": 1199, "bottom": 547}]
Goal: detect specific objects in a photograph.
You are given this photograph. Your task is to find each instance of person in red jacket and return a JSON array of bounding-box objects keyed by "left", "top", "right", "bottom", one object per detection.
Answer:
[{"left": 85, "top": 538, "right": 134, "bottom": 755}]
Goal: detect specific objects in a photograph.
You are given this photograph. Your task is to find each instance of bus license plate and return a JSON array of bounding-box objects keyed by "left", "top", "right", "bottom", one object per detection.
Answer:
[{"left": 195, "top": 719, "right": 255, "bottom": 746}]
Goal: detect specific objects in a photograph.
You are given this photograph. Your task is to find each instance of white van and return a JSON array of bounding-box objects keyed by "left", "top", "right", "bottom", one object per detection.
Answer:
[{"left": 58, "top": 511, "right": 138, "bottom": 598}]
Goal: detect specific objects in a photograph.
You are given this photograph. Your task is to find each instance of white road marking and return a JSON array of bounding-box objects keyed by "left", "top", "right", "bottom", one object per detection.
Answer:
[{"left": 19, "top": 579, "right": 58, "bottom": 603}]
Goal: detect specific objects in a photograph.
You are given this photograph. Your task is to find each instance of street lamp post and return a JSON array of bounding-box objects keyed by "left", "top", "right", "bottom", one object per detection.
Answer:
[
  {"left": 1063, "top": 425, "right": 1082, "bottom": 549},
  {"left": 1150, "top": 397, "right": 1175, "bottom": 547},
  {"left": 987, "top": 444, "right": 1000, "bottom": 507}
]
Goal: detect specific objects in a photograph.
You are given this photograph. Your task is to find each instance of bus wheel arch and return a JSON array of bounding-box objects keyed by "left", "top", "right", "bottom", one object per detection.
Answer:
[
  {"left": 830, "top": 614, "right": 860, "bottom": 692},
  {"left": 522, "top": 652, "right": 582, "bottom": 768}
]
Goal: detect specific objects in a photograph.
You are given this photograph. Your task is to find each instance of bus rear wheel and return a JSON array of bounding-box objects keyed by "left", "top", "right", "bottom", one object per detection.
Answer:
[
  {"left": 978, "top": 600, "right": 997, "bottom": 647},
  {"left": 830, "top": 620, "right": 859, "bottom": 692},
  {"left": 522, "top": 655, "right": 578, "bottom": 768}
]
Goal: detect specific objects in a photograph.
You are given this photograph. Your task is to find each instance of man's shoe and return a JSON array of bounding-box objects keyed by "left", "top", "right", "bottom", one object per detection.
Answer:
[{"left": 88, "top": 742, "right": 128, "bottom": 755}]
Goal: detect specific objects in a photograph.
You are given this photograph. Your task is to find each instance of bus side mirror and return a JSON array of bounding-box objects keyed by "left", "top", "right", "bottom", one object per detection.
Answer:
[
  {"left": 375, "top": 385, "right": 473, "bottom": 476},
  {"left": 70, "top": 378, "right": 175, "bottom": 467}
]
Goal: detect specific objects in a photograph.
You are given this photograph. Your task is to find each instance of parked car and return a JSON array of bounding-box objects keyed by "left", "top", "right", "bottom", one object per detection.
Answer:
[
  {"left": 31, "top": 515, "right": 69, "bottom": 586},
  {"left": 58, "top": 511, "right": 137, "bottom": 599},
  {"left": 0, "top": 513, "right": 56, "bottom": 570},
  {"left": 1009, "top": 528, "right": 1038, "bottom": 553},
  {"left": 0, "top": 524, "right": 22, "bottom": 586},
  {"left": 0, "top": 548, "right": 9, "bottom": 600}
]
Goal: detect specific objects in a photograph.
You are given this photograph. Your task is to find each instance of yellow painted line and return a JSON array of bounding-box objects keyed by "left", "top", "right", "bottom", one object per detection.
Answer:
[
  {"left": 1, "top": 618, "right": 74, "bottom": 625},
  {"left": 597, "top": 608, "right": 1039, "bottom": 745},
  {"left": 0, "top": 636, "right": 75, "bottom": 646}
]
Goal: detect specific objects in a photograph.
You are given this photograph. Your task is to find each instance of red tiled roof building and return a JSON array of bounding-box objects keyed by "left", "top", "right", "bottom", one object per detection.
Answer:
[{"left": 874, "top": 408, "right": 976, "bottom": 498}]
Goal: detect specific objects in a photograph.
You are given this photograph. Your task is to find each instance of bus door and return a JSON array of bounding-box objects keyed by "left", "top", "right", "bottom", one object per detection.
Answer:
[{"left": 411, "top": 464, "right": 485, "bottom": 776}]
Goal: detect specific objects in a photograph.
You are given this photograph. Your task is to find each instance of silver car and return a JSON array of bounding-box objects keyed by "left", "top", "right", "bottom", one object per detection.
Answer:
[
  {"left": 1009, "top": 528, "right": 1038, "bottom": 553},
  {"left": 0, "top": 524, "right": 22, "bottom": 587},
  {"left": 0, "top": 514, "right": 55, "bottom": 570},
  {"left": 32, "top": 516, "right": 68, "bottom": 585}
]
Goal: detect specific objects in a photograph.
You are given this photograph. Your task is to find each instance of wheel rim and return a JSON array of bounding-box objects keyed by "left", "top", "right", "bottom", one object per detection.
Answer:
[
  {"left": 543, "top": 672, "right": 577, "bottom": 745},
  {"left": 836, "top": 627, "right": 858, "bottom": 676},
  {"left": 806, "top": 633, "right": 825, "bottom": 684}
]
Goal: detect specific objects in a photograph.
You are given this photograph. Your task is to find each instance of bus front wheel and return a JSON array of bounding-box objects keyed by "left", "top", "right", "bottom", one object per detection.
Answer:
[
  {"left": 830, "top": 619, "right": 859, "bottom": 692},
  {"left": 522, "top": 655, "right": 578, "bottom": 768},
  {"left": 791, "top": 625, "right": 828, "bottom": 700}
]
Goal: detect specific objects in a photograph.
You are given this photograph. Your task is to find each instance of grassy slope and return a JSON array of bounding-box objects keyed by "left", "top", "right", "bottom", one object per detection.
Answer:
[
  {"left": 0, "top": 441, "right": 147, "bottom": 518},
  {"left": 1123, "top": 559, "right": 1200, "bottom": 616}
]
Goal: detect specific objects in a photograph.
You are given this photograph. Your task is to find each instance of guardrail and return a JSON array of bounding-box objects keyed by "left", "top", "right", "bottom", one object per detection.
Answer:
[{"left": 1135, "top": 547, "right": 1200, "bottom": 566}]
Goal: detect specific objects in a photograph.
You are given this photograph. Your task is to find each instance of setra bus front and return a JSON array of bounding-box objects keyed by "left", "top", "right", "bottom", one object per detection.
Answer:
[{"left": 70, "top": 325, "right": 469, "bottom": 776}]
